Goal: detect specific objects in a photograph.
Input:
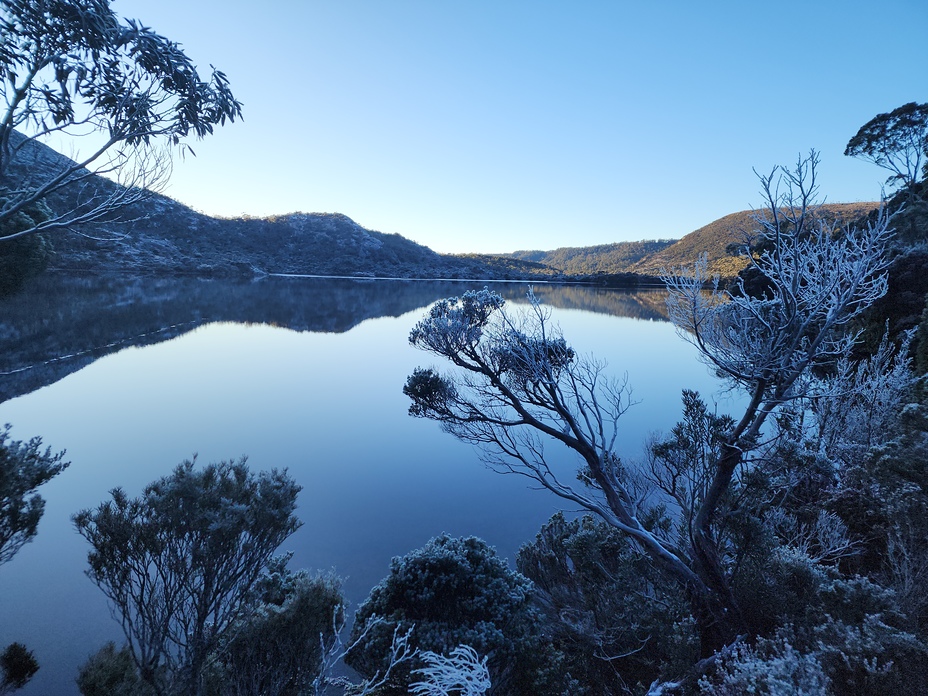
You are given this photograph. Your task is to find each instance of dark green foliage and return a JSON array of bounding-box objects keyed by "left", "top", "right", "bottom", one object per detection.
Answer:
[
  {"left": 73, "top": 458, "right": 301, "bottom": 696},
  {"left": 0, "top": 0, "right": 242, "bottom": 240},
  {"left": 845, "top": 102, "right": 928, "bottom": 188},
  {"left": 0, "top": 233, "right": 50, "bottom": 295},
  {"left": 700, "top": 618, "right": 928, "bottom": 696},
  {"left": 346, "top": 534, "right": 563, "bottom": 695},
  {"left": 884, "top": 179, "right": 928, "bottom": 245},
  {"left": 856, "top": 248, "right": 928, "bottom": 356},
  {"left": 517, "top": 513, "right": 697, "bottom": 695},
  {"left": 849, "top": 178, "right": 928, "bottom": 357},
  {"left": 76, "top": 643, "right": 155, "bottom": 696},
  {"left": 718, "top": 400, "right": 928, "bottom": 692},
  {"left": 644, "top": 382, "right": 928, "bottom": 691},
  {"left": 646, "top": 390, "right": 737, "bottom": 540},
  {"left": 0, "top": 194, "right": 53, "bottom": 295},
  {"left": 0, "top": 642, "right": 38, "bottom": 694},
  {"left": 917, "top": 294, "right": 928, "bottom": 376},
  {"left": 211, "top": 560, "right": 344, "bottom": 696},
  {"left": 808, "top": 615, "right": 928, "bottom": 695},
  {"left": 0, "top": 425, "right": 69, "bottom": 565},
  {"left": 828, "top": 403, "right": 928, "bottom": 624}
]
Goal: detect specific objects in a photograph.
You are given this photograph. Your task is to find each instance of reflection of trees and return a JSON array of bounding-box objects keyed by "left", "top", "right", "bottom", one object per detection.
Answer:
[{"left": 0, "top": 275, "right": 670, "bottom": 403}]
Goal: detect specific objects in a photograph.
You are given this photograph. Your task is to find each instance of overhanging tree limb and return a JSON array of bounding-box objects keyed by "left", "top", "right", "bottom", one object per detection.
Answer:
[
  {"left": 405, "top": 153, "right": 893, "bottom": 659},
  {"left": 0, "top": 0, "right": 242, "bottom": 241}
]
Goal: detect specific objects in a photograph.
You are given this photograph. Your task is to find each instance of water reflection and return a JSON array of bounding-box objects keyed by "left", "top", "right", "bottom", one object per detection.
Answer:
[
  {"left": 0, "top": 273, "right": 670, "bottom": 403},
  {"left": 0, "top": 274, "right": 729, "bottom": 696}
]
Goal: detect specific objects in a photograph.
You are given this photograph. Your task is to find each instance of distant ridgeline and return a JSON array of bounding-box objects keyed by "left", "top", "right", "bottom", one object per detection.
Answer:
[
  {"left": 505, "top": 239, "right": 677, "bottom": 276},
  {"left": 5, "top": 133, "right": 880, "bottom": 282},
  {"left": 503, "top": 203, "right": 881, "bottom": 281}
]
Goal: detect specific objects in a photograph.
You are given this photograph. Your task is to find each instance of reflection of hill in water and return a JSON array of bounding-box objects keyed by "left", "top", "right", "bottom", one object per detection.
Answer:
[
  {"left": 526, "top": 284, "right": 669, "bottom": 321},
  {"left": 0, "top": 273, "right": 670, "bottom": 402}
]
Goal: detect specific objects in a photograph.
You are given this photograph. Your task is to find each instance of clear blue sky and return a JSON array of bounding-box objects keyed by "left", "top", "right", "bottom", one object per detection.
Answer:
[{"left": 112, "top": 0, "right": 927, "bottom": 254}]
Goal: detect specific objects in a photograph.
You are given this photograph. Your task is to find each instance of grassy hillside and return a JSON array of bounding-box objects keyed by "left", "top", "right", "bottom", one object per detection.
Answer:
[
  {"left": 492, "top": 203, "right": 880, "bottom": 282},
  {"left": 631, "top": 203, "right": 880, "bottom": 278}
]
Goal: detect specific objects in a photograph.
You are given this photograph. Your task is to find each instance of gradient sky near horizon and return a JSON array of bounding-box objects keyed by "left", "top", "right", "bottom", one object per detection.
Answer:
[{"left": 109, "top": 0, "right": 927, "bottom": 254}]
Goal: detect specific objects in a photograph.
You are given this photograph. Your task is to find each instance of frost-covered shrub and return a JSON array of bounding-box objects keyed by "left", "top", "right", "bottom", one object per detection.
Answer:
[
  {"left": 733, "top": 546, "right": 831, "bottom": 638},
  {"left": 817, "top": 576, "right": 900, "bottom": 626},
  {"left": 830, "top": 402, "right": 928, "bottom": 581},
  {"left": 697, "top": 615, "right": 928, "bottom": 696},
  {"left": 345, "top": 534, "right": 562, "bottom": 695},
  {"left": 697, "top": 634, "right": 830, "bottom": 696},
  {"left": 810, "top": 332, "right": 916, "bottom": 463},
  {"left": 811, "top": 615, "right": 928, "bottom": 695},
  {"left": 73, "top": 458, "right": 302, "bottom": 696},
  {"left": 76, "top": 643, "right": 155, "bottom": 696},
  {"left": 517, "top": 512, "right": 696, "bottom": 694},
  {"left": 210, "top": 560, "right": 344, "bottom": 696},
  {"left": 735, "top": 543, "right": 909, "bottom": 638}
]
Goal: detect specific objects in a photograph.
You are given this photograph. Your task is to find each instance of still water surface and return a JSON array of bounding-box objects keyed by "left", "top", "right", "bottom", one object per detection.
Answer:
[{"left": 0, "top": 275, "right": 737, "bottom": 694}]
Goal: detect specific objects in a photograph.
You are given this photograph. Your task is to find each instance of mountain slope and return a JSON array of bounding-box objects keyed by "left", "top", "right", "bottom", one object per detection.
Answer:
[
  {"left": 505, "top": 239, "right": 676, "bottom": 275},
  {"left": 5, "top": 133, "right": 883, "bottom": 282},
  {"left": 630, "top": 203, "right": 881, "bottom": 277},
  {"left": 4, "top": 134, "right": 550, "bottom": 280}
]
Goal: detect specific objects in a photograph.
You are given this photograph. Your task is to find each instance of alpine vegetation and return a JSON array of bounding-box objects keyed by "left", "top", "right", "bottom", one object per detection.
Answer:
[
  {"left": 346, "top": 534, "right": 558, "bottom": 694},
  {"left": 0, "top": 0, "right": 242, "bottom": 242},
  {"left": 0, "top": 425, "right": 68, "bottom": 566},
  {"left": 73, "top": 458, "right": 300, "bottom": 696},
  {"left": 404, "top": 153, "right": 916, "bottom": 691}
]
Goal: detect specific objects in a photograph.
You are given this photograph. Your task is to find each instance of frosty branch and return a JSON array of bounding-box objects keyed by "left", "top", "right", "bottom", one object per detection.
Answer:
[{"left": 404, "top": 152, "right": 893, "bottom": 658}]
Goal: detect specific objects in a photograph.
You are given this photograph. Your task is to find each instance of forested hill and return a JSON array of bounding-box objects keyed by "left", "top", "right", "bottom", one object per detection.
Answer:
[
  {"left": 7, "top": 133, "right": 552, "bottom": 280},
  {"left": 505, "top": 239, "right": 677, "bottom": 275},
  {"left": 498, "top": 203, "right": 881, "bottom": 280}
]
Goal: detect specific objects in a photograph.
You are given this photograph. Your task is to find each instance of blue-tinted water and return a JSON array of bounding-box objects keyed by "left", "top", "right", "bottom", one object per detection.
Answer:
[{"left": 0, "top": 275, "right": 738, "bottom": 694}]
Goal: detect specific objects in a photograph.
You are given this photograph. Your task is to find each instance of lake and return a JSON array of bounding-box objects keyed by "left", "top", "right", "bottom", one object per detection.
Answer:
[{"left": 0, "top": 274, "right": 738, "bottom": 695}]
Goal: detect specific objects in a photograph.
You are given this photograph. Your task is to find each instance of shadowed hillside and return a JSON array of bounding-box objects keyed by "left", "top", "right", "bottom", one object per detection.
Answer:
[{"left": 2, "top": 133, "right": 554, "bottom": 281}]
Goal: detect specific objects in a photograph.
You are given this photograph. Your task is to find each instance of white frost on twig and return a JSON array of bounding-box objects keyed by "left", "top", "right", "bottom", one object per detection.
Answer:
[{"left": 410, "top": 645, "right": 492, "bottom": 696}]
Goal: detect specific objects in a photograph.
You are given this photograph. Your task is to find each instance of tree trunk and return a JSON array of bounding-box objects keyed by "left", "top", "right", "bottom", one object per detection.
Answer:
[{"left": 688, "top": 441, "right": 750, "bottom": 656}]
